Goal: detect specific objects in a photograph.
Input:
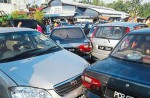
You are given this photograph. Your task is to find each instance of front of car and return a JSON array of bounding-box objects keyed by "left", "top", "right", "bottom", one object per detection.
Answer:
[
  {"left": 0, "top": 28, "right": 89, "bottom": 98},
  {"left": 82, "top": 29, "right": 150, "bottom": 98}
]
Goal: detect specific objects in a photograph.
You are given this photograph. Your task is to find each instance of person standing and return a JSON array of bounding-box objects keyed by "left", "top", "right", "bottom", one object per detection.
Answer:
[
  {"left": 37, "top": 24, "right": 43, "bottom": 33},
  {"left": 46, "top": 22, "right": 51, "bottom": 34},
  {"left": 146, "top": 17, "right": 150, "bottom": 27},
  {"left": 17, "top": 22, "right": 22, "bottom": 27}
]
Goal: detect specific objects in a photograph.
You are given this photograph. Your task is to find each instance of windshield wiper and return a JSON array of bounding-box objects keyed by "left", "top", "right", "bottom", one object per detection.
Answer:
[
  {"left": 0, "top": 48, "right": 41, "bottom": 62},
  {"left": 33, "top": 46, "right": 60, "bottom": 56}
]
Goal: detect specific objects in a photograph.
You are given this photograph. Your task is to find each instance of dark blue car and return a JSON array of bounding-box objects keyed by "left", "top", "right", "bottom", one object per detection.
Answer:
[{"left": 82, "top": 28, "right": 150, "bottom": 98}]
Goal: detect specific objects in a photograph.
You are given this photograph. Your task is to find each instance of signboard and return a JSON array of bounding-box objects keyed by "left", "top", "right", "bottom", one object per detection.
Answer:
[{"left": 50, "top": 6, "right": 62, "bottom": 14}]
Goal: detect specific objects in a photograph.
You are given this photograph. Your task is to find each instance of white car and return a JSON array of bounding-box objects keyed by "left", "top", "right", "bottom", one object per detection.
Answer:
[{"left": 0, "top": 27, "right": 89, "bottom": 98}]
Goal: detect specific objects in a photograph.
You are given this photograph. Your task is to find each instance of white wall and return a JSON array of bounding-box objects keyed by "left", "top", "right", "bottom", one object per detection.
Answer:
[{"left": 0, "top": 3, "right": 16, "bottom": 14}]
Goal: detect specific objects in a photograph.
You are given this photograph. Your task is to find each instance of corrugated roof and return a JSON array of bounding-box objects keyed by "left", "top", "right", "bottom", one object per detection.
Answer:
[{"left": 63, "top": 1, "right": 114, "bottom": 11}]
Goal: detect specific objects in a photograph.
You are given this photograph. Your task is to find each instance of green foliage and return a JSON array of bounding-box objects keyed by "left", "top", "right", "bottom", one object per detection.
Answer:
[
  {"left": 73, "top": 0, "right": 76, "bottom": 2},
  {"left": 79, "top": 0, "right": 150, "bottom": 17},
  {"left": 33, "top": 10, "right": 44, "bottom": 23},
  {"left": 138, "top": 2, "right": 150, "bottom": 17},
  {"left": 11, "top": 11, "right": 28, "bottom": 19},
  {"left": 81, "top": 0, "right": 88, "bottom": 3}
]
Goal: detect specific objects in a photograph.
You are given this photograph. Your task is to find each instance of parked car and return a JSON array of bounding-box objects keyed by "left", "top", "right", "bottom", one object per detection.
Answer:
[
  {"left": 7, "top": 19, "right": 46, "bottom": 33},
  {"left": 82, "top": 28, "right": 150, "bottom": 98},
  {"left": 92, "top": 22, "right": 148, "bottom": 61},
  {"left": 0, "top": 27, "right": 89, "bottom": 98},
  {"left": 50, "top": 26, "right": 92, "bottom": 61}
]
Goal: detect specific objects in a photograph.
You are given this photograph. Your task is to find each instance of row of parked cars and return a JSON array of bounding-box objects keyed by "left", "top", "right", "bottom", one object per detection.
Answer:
[{"left": 0, "top": 19, "right": 149, "bottom": 98}]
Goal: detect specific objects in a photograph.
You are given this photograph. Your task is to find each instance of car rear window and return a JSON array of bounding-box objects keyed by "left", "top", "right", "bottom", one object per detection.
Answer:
[
  {"left": 95, "top": 26, "right": 126, "bottom": 40},
  {"left": 51, "top": 28, "right": 84, "bottom": 40},
  {"left": 111, "top": 34, "right": 150, "bottom": 64}
]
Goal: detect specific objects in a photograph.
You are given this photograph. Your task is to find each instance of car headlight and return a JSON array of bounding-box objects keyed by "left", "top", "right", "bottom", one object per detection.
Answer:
[{"left": 9, "top": 86, "right": 52, "bottom": 98}]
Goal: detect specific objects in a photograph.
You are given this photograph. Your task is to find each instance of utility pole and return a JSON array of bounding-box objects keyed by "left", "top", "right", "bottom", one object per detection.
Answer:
[{"left": 34, "top": 0, "right": 36, "bottom": 8}]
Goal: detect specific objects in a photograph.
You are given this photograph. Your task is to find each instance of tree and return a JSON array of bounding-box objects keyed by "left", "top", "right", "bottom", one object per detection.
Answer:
[
  {"left": 73, "top": 0, "right": 76, "bottom": 2},
  {"left": 33, "top": 10, "right": 44, "bottom": 22},
  {"left": 81, "top": 0, "right": 88, "bottom": 4},
  {"left": 107, "top": 0, "right": 129, "bottom": 13},
  {"left": 129, "top": 0, "right": 143, "bottom": 17},
  {"left": 11, "top": 10, "right": 28, "bottom": 19},
  {"left": 92, "top": 0, "right": 99, "bottom": 5},
  {"left": 138, "top": 2, "right": 150, "bottom": 17}
]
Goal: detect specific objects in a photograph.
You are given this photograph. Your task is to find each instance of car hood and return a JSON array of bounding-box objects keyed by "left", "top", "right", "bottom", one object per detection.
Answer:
[
  {"left": 0, "top": 50, "right": 88, "bottom": 89},
  {"left": 88, "top": 57, "right": 150, "bottom": 86}
]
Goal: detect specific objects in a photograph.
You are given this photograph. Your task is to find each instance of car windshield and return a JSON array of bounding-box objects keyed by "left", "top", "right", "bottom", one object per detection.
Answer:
[
  {"left": 51, "top": 28, "right": 84, "bottom": 40},
  {"left": 95, "top": 26, "right": 126, "bottom": 40},
  {"left": 111, "top": 34, "right": 150, "bottom": 64},
  {"left": 0, "top": 31, "right": 59, "bottom": 61}
]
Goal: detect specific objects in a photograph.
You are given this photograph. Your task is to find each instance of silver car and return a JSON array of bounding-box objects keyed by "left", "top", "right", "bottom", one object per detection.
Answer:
[
  {"left": 0, "top": 28, "right": 89, "bottom": 98},
  {"left": 92, "top": 22, "right": 148, "bottom": 60}
]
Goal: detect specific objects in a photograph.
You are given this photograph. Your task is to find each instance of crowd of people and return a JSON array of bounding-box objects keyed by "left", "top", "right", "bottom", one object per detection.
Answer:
[{"left": 15, "top": 16, "right": 150, "bottom": 35}]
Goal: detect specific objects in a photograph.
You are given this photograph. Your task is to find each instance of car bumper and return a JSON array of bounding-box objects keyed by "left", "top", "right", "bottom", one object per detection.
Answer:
[
  {"left": 92, "top": 51, "right": 108, "bottom": 61},
  {"left": 84, "top": 90, "right": 101, "bottom": 98},
  {"left": 48, "top": 85, "right": 83, "bottom": 98}
]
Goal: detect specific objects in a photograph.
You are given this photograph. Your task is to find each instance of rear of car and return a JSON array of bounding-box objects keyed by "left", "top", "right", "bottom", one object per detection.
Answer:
[
  {"left": 50, "top": 27, "right": 92, "bottom": 60},
  {"left": 82, "top": 29, "right": 150, "bottom": 98},
  {"left": 92, "top": 22, "right": 148, "bottom": 60}
]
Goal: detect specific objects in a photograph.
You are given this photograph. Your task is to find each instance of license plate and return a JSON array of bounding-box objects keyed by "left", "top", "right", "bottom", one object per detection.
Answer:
[
  {"left": 104, "top": 88, "right": 134, "bottom": 98},
  {"left": 114, "top": 91, "right": 134, "bottom": 98},
  {"left": 98, "top": 46, "right": 112, "bottom": 51},
  {"left": 67, "top": 49, "right": 75, "bottom": 52}
]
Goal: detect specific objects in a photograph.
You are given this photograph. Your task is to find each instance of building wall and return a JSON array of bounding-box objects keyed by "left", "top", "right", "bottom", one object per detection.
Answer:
[{"left": 0, "top": 0, "right": 28, "bottom": 15}]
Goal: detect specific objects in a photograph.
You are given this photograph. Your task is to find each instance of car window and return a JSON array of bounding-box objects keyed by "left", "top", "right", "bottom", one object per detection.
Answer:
[
  {"left": 51, "top": 28, "right": 84, "bottom": 40},
  {"left": 111, "top": 34, "right": 150, "bottom": 64},
  {"left": 95, "top": 26, "right": 126, "bottom": 40},
  {"left": 0, "top": 31, "right": 58, "bottom": 61}
]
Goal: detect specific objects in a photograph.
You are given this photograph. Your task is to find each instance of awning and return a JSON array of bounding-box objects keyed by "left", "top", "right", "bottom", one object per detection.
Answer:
[{"left": 44, "top": 13, "right": 75, "bottom": 17}]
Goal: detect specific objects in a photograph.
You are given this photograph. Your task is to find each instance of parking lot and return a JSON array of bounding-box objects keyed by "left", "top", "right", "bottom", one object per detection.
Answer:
[{"left": 0, "top": 0, "right": 150, "bottom": 98}]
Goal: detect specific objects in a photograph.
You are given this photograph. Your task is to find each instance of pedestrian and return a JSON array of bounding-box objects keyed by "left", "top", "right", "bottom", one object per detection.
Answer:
[
  {"left": 146, "top": 16, "right": 150, "bottom": 27},
  {"left": 37, "top": 24, "right": 43, "bottom": 33},
  {"left": 17, "top": 22, "right": 22, "bottom": 27},
  {"left": 46, "top": 21, "right": 51, "bottom": 34},
  {"left": 127, "top": 16, "right": 132, "bottom": 22}
]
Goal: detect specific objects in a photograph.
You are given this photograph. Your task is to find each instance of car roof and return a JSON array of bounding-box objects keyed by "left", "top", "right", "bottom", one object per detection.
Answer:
[
  {"left": 97, "top": 22, "right": 146, "bottom": 27},
  {"left": 52, "top": 26, "right": 81, "bottom": 30},
  {"left": 0, "top": 27, "right": 35, "bottom": 33},
  {"left": 129, "top": 28, "right": 150, "bottom": 35}
]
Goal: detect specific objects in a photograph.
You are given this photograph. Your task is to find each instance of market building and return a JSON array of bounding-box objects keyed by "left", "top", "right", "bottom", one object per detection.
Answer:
[
  {"left": 41, "top": 0, "right": 129, "bottom": 22},
  {"left": 0, "top": 0, "right": 28, "bottom": 16}
]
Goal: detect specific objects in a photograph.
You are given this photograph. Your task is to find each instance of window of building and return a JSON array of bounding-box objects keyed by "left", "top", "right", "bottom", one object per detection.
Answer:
[{"left": 0, "top": 0, "right": 11, "bottom": 3}]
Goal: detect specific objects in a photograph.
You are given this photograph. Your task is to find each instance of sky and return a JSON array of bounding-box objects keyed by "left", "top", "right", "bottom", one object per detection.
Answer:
[{"left": 29, "top": 0, "right": 150, "bottom": 5}]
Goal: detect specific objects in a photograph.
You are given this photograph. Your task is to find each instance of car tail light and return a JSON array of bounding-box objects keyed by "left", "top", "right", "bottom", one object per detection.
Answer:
[
  {"left": 79, "top": 44, "right": 92, "bottom": 52},
  {"left": 126, "top": 27, "right": 130, "bottom": 33},
  {"left": 82, "top": 74, "right": 101, "bottom": 90}
]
